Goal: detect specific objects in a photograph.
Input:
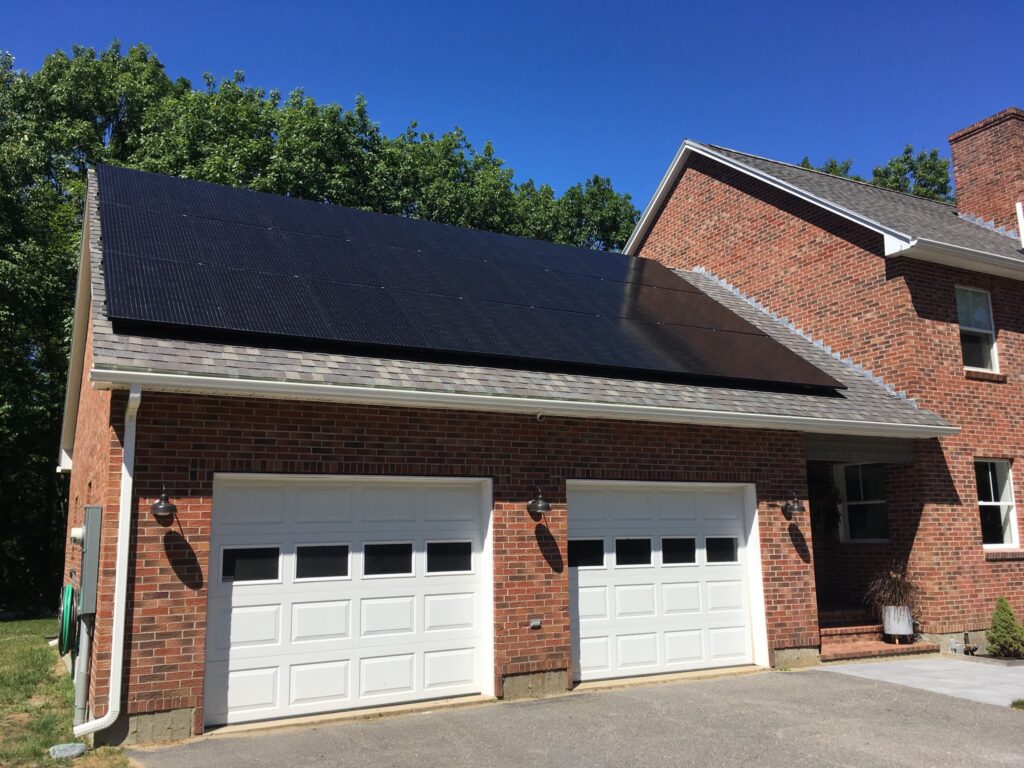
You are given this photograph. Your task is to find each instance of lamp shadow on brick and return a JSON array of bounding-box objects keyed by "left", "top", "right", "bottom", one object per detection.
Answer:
[
  {"left": 534, "top": 523, "right": 563, "bottom": 573},
  {"left": 787, "top": 523, "right": 812, "bottom": 564},
  {"left": 163, "top": 530, "right": 204, "bottom": 591}
]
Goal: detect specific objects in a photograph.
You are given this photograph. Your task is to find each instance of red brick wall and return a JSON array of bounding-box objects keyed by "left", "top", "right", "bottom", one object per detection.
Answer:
[
  {"left": 949, "top": 107, "right": 1024, "bottom": 232},
  {"left": 636, "top": 153, "right": 1024, "bottom": 633},
  {"left": 63, "top": 307, "right": 122, "bottom": 714},
  {"left": 92, "top": 391, "right": 817, "bottom": 731}
]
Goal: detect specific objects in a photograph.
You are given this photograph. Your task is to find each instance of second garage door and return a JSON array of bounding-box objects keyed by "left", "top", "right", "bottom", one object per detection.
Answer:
[
  {"left": 568, "top": 482, "right": 765, "bottom": 681},
  {"left": 204, "top": 475, "right": 493, "bottom": 726}
]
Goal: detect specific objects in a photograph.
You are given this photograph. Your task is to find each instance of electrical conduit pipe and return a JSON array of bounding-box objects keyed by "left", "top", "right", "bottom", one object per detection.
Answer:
[{"left": 74, "top": 384, "right": 141, "bottom": 739}]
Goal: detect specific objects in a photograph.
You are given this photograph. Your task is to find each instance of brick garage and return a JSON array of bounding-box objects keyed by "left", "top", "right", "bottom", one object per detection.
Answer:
[{"left": 59, "top": 162, "right": 951, "bottom": 744}]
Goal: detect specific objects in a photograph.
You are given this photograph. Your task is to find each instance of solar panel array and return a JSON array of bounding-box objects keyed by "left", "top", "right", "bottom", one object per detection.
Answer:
[{"left": 97, "top": 164, "right": 843, "bottom": 390}]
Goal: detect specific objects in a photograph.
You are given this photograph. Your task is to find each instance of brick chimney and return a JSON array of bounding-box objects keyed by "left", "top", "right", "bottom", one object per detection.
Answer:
[{"left": 948, "top": 107, "right": 1024, "bottom": 234}]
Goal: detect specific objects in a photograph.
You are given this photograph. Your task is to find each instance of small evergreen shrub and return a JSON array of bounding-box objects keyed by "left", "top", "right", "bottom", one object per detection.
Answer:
[{"left": 986, "top": 597, "right": 1024, "bottom": 659}]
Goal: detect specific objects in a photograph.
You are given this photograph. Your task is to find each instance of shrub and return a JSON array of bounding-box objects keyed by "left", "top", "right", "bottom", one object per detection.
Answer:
[{"left": 986, "top": 597, "right": 1024, "bottom": 659}]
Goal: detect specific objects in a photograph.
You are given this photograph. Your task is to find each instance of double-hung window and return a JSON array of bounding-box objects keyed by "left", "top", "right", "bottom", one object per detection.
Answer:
[
  {"left": 975, "top": 460, "right": 1018, "bottom": 547},
  {"left": 956, "top": 287, "right": 997, "bottom": 371},
  {"left": 836, "top": 463, "right": 889, "bottom": 542}
]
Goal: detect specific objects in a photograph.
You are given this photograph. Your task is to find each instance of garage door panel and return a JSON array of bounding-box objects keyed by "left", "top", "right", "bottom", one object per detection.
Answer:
[
  {"left": 664, "top": 629, "right": 704, "bottom": 665},
  {"left": 289, "top": 659, "right": 351, "bottom": 707},
  {"left": 569, "top": 484, "right": 756, "bottom": 682},
  {"left": 423, "top": 592, "right": 475, "bottom": 631},
  {"left": 290, "top": 599, "right": 351, "bottom": 644},
  {"left": 423, "top": 647, "right": 476, "bottom": 690},
  {"left": 613, "top": 584, "right": 657, "bottom": 618},
  {"left": 206, "top": 476, "right": 489, "bottom": 726}
]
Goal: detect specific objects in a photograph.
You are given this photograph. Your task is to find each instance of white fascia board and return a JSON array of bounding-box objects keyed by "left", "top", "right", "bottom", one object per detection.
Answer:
[
  {"left": 904, "top": 239, "right": 1024, "bottom": 281},
  {"left": 624, "top": 141, "right": 916, "bottom": 256},
  {"left": 56, "top": 184, "right": 94, "bottom": 474},
  {"left": 89, "top": 367, "right": 958, "bottom": 439}
]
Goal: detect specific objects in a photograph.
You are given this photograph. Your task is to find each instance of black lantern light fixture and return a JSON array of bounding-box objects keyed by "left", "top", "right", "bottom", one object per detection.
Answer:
[
  {"left": 526, "top": 488, "right": 551, "bottom": 518},
  {"left": 781, "top": 496, "right": 805, "bottom": 520},
  {"left": 150, "top": 486, "right": 178, "bottom": 521}
]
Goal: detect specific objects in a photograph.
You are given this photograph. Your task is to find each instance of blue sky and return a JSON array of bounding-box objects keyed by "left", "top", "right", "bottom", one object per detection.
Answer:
[{"left": 6, "top": 0, "right": 1023, "bottom": 207}]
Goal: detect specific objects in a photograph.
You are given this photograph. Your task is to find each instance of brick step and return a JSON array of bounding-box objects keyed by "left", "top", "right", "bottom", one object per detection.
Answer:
[
  {"left": 819, "top": 624, "right": 883, "bottom": 644},
  {"left": 820, "top": 639, "right": 940, "bottom": 663}
]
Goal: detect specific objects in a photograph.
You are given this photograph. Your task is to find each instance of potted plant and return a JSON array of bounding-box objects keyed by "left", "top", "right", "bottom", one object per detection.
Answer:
[{"left": 865, "top": 562, "right": 918, "bottom": 643}]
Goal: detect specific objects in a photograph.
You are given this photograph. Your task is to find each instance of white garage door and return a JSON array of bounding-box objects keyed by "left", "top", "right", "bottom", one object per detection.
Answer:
[
  {"left": 205, "top": 476, "right": 492, "bottom": 726},
  {"left": 568, "top": 482, "right": 763, "bottom": 681}
]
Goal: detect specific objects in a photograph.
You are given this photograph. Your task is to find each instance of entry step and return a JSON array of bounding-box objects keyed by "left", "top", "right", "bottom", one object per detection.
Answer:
[{"left": 820, "top": 639, "right": 940, "bottom": 662}]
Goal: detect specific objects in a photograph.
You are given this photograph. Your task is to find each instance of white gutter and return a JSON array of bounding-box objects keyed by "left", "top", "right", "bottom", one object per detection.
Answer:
[
  {"left": 90, "top": 368, "right": 957, "bottom": 439},
  {"left": 74, "top": 383, "right": 141, "bottom": 739}
]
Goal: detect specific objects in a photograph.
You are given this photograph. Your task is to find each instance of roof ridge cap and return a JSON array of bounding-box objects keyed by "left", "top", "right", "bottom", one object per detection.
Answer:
[
  {"left": 686, "top": 267, "right": 918, "bottom": 407},
  {"left": 698, "top": 141, "right": 958, "bottom": 209}
]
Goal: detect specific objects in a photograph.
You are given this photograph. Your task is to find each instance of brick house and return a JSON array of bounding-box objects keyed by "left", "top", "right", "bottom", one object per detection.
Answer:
[
  {"left": 626, "top": 106, "right": 1024, "bottom": 643},
  {"left": 61, "top": 106, "right": 1017, "bottom": 744}
]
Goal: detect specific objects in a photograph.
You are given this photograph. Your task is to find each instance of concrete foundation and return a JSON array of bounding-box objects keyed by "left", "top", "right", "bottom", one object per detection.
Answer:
[
  {"left": 501, "top": 670, "right": 568, "bottom": 699},
  {"left": 93, "top": 708, "right": 195, "bottom": 746},
  {"left": 922, "top": 629, "right": 990, "bottom": 656},
  {"left": 772, "top": 648, "right": 821, "bottom": 669}
]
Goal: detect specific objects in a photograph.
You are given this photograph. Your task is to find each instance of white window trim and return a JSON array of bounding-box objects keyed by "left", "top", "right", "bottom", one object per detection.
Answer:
[
  {"left": 835, "top": 464, "right": 890, "bottom": 544},
  {"left": 977, "top": 459, "right": 1021, "bottom": 550},
  {"left": 956, "top": 285, "right": 999, "bottom": 373}
]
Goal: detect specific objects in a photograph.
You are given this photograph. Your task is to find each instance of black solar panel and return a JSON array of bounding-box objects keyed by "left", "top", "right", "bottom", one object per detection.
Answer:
[{"left": 96, "top": 164, "right": 844, "bottom": 390}]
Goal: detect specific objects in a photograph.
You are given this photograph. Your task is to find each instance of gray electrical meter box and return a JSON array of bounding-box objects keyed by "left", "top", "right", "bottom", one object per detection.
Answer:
[{"left": 78, "top": 505, "right": 102, "bottom": 616}]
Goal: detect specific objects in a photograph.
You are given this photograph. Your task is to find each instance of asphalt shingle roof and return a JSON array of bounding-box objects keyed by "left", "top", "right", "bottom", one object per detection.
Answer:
[
  {"left": 704, "top": 143, "right": 1024, "bottom": 264},
  {"left": 83, "top": 172, "right": 951, "bottom": 435}
]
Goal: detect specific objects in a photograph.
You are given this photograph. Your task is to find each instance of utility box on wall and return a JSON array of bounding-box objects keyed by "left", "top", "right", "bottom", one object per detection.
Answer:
[{"left": 78, "top": 505, "right": 102, "bottom": 616}]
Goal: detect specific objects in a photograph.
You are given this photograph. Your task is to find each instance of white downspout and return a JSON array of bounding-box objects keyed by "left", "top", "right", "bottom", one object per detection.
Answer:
[{"left": 74, "top": 383, "right": 141, "bottom": 738}]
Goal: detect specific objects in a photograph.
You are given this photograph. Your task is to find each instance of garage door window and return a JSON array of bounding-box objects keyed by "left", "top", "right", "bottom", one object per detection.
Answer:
[
  {"left": 662, "top": 537, "right": 696, "bottom": 565},
  {"left": 222, "top": 547, "right": 280, "bottom": 583},
  {"left": 427, "top": 541, "right": 473, "bottom": 573},
  {"left": 295, "top": 544, "right": 349, "bottom": 580},
  {"left": 615, "top": 538, "right": 652, "bottom": 566},
  {"left": 705, "top": 537, "right": 738, "bottom": 563},
  {"left": 364, "top": 542, "right": 413, "bottom": 576},
  {"left": 568, "top": 539, "right": 604, "bottom": 568}
]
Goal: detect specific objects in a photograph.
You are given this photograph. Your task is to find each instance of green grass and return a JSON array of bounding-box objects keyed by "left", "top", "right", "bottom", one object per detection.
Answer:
[
  {"left": 0, "top": 619, "right": 126, "bottom": 768},
  {"left": 1012, "top": 699, "right": 1024, "bottom": 711}
]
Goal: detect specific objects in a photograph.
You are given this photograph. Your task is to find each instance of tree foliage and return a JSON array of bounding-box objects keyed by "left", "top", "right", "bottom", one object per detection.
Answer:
[
  {"left": 987, "top": 597, "right": 1024, "bottom": 658},
  {"left": 0, "top": 42, "right": 639, "bottom": 610},
  {"left": 800, "top": 145, "right": 954, "bottom": 202}
]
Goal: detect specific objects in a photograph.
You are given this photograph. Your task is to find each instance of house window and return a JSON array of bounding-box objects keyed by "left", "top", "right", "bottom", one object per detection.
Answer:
[
  {"left": 836, "top": 464, "right": 889, "bottom": 542},
  {"left": 956, "top": 287, "right": 997, "bottom": 371},
  {"left": 975, "top": 460, "right": 1018, "bottom": 547}
]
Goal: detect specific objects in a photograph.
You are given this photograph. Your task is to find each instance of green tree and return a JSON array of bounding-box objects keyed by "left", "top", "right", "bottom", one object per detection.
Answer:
[
  {"left": 987, "top": 597, "right": 1024, "bottom": 658},
  {"left": 0, "top": 42, "right": 639, "bottom": 609},
  {"left": 871, "top": 145, "right": 953, "bottom": 202}
]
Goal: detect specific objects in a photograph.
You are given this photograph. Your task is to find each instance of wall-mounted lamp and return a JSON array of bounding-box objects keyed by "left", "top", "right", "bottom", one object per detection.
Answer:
[
  {"left": 526, "top": 488, "right": 551, "bottom": 518},
  {"left": 781, "top": 497, "right": 805, "bottom": 520},
  {"left": 150, "top": 486, "right": 178, "bottom": 521}
]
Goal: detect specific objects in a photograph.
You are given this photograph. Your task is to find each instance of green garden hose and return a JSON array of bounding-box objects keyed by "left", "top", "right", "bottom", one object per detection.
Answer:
[{"left": 57, "top": 584, "right": 78, "bottom": 658}]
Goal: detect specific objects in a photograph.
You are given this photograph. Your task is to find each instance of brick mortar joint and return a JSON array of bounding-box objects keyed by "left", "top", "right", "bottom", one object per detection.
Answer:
[{"left": 690, "top": 267, "right": 917, "bottom": 406}]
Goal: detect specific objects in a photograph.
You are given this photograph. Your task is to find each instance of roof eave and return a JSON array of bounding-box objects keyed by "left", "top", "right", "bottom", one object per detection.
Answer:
[
  {"left": 904, "top": 239, "right": 1024, "bottom": 281},
  {"left": 89, "top": 367, "right": 958, "bottom": 440}
]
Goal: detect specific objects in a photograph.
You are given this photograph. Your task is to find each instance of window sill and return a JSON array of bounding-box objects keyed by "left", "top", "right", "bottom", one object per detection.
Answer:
[
  {"left": 964, "top": 369, "right": 1007, "bottom": 383},
  {"left": 984, "top": 549, "right": 1024, "bottom": 562}
]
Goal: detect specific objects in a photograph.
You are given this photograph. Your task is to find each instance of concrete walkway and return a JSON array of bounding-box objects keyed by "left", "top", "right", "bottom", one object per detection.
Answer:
[
  {"left": 817, "top": 655, "right": 1024, "bottom": 706},
  {"left": 130, "top": 670, "right": 1024, "bottom": 768}
]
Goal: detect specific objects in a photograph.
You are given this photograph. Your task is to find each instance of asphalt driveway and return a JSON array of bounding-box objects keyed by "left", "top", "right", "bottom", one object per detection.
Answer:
[{"left": 131, "top": 670, "right": 1024, "bottom": 768}]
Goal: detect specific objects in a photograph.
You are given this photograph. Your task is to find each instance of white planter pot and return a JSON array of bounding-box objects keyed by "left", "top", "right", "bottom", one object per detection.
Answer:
[{"left": 882, "top": 605, "right": 913, "bottom": 636}]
